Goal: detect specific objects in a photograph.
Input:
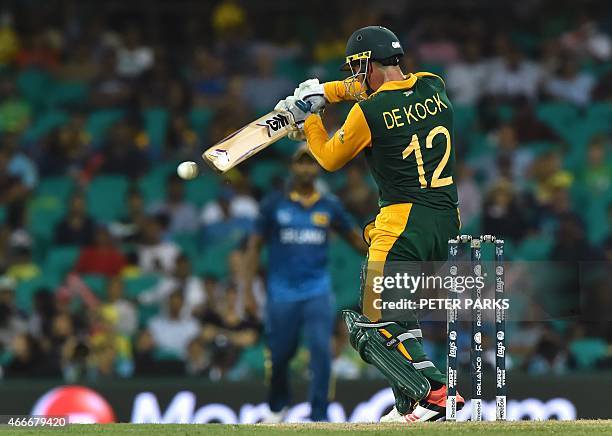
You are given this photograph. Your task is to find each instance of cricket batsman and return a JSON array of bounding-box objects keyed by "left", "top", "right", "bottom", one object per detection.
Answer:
[
  {"left": 275, "top": 25, "right": 464, "bottom": 422},
  {"left": 244, "top": 147, "right": 367, "bottom": 422}
]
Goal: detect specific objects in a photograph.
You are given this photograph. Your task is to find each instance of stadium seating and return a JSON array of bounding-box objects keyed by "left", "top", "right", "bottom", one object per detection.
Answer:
[
  {"left": 536, "top": 102, "right": 580, "bottom": 145},
  {"left": 16, "top": 69, "right": 51, "bottom": 110},
  {"left": 143, "top": 107, "right": 169, "bottom": 157},
  {"left": 513, "top": 234, "right": 554, "bottom": 261},
  {"left": 86, "top": 175, "right": 129, "bottom": 222},
  {"left": 81, "top": 274, "right": 109, "bottom": 299},
  {"left": 569, "top": 338, "right": 608, "bottom": 369},
  {"left": 275, "top": 57, "right": 308, "bottom": 83},
  {"left": 194, "top": 239, "right": 237, "bottom": 277},
  {"left": 44, "top": 80, "right": 89, "bottom": 109},
  {"left": 137, "top": 160, "right": 179, "bottom": 204},
  {"left": 184, "top": 172, "right": 220, "bottom": 207},
  {"left": 329, "top": 238, "right": 362, "bottom": 309},
  {"left": 35, "top": 176, "right": 76, "bottom": 201},
  {"left": 42, "top": 245, "right": 79, "bottom": 287},
  {"left": 122, "top": 274, "right": 160, "bottom": 299},
  {"left": 86, "top": 109, "right": 126, "bottom": 143},
  {"left": 189, "top": 108, "right": 214, "bottom": 141},
  {"left": 15, "top": 277, "right": 47, "bottom": 313},
  {"left": 2, "top": 1, "right": 611, "bottom": 388},
  {"left": 249, "top": 160, "right": 286, "bottom": 190},
  {"left": 453, "top": 105, "right": 477, "bottom": 140},
  {"left": 172, "top": 232, "right": 201, "bottom": 260},
  {"left": 21, "top": 110, "right": 70, "bottom": 143},
  {"left": 27, "top": 176, "right": 74, "bottom": 259}
]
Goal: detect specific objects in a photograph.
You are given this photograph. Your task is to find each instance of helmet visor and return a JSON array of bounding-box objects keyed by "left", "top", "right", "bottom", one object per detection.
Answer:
[{"left": 342, "top": 56, "right": 369, "bottom": 101}]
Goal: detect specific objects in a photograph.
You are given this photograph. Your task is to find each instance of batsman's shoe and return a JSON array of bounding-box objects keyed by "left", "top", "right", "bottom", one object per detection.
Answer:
[
  {"left": 383, "top": 386, "right": 465, "bottom": 423},
  {"left": 380, "top": 406, "right": 403, "bottom": 423}
]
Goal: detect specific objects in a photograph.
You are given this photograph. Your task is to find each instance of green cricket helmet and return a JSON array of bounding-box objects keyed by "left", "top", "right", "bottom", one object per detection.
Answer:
[
  {"left": 341, "top": 26, "right": 404, "bottom": 70},
  {"left": 341, "top": 26, "right": 404, "bottom": 100}
]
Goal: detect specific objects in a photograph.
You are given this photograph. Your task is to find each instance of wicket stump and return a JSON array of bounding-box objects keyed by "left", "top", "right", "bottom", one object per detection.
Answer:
[{"left": 446, "top": 235, "right": 507, "bottom": 421}]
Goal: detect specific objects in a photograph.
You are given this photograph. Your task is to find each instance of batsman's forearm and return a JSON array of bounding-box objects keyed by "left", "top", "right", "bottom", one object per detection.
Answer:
[
  {"left": 304, "top": 103, "right": 371, "bottom": 171},
  {"left": 304, "top": 115, "right": 346, "bottom": 171}
]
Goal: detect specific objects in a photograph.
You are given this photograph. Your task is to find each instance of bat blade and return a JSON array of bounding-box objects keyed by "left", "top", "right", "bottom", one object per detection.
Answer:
[{"left": 203, "top": 110, "right": 292, "bottom": 173}]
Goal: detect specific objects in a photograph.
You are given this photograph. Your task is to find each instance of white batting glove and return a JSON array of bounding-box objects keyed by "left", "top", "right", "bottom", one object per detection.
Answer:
[
  {"left": 274, "top": 96, "right": 312, "bottom": 128},
  {"left": 294, "top": 78, "right": 326, "bottom": 113}
]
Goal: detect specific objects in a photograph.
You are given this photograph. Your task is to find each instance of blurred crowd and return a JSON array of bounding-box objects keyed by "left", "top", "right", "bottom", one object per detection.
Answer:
[{"left": 0, "top": 0, "right": 611, "bottom": 382}]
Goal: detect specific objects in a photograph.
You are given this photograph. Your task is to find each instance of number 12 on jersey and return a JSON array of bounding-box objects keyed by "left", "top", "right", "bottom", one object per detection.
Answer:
[{"left": 402, "top": 125, "right": 453, "bottom": 189}]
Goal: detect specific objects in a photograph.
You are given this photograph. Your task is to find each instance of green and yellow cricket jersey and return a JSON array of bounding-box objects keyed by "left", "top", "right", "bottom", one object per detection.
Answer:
[
  {"left": 304, "top": 72, "right": 458, "bottom": 211},
  {"left": 305, "top": 72, "right": 459, "bottom": 321}
]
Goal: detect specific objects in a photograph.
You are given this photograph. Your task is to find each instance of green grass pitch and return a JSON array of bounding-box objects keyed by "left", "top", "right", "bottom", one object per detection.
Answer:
[{"left": 1, "top": 421, "right": 612, "bottom": 435}]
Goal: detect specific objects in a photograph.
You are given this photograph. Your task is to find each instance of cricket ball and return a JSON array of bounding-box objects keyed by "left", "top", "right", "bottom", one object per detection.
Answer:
[{"left": 177, "top": 161, "right": 199, "bottom": 180}]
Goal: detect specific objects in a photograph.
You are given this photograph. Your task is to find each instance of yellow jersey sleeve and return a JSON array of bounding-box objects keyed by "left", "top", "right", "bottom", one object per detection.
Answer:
[
  {"left": 303, "top": 103, "right": 371, "bottom": 171},
  {"left": 323, "top": 80, "right": 366, "bottom": 103}
]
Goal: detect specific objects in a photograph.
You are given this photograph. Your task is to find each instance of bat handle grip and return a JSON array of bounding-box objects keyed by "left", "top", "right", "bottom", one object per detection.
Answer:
[{"left": 295, "top": 99, "right": 312, "bottom": 113}]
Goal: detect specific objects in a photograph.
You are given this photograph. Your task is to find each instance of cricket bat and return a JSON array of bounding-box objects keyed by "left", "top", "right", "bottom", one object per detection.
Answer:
[{"left": 202, "top": 110, "right": 293, "bottom": 173}]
